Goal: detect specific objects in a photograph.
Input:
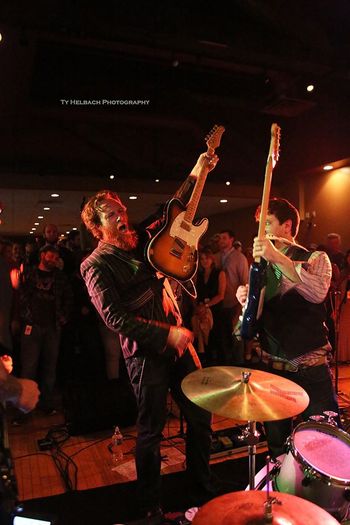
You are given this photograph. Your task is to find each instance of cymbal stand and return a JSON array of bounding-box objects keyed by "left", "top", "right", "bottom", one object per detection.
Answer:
[
  {"left": 238, "top": 372, "right": 261, "bottom": 490},
  {"left": 264, "top": 456, "right": 281, "bottom": 524}
]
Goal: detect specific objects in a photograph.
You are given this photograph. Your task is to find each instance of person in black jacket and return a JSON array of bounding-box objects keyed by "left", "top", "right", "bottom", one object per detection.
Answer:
[{"left": 81, "top": 152, "right": 218, "bottom": 523}]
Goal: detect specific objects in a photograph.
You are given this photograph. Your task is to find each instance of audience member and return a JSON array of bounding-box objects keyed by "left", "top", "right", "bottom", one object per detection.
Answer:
[
  {"left": 192, "top": 247, "right": 226, "bottom": 365},
  {"left": 19, "top": 245, "right": 73, "bottom": 414},
  {"left": 337, "top": 249, "right": 350, "bottom": 362},
  {"left": 326, "top": 232, "right": 345, "bottom": 271},
  {"left": 43, "top": 223, "right": 76, "bottom": 276},
  {"left": 217, "top": 229, "right": 249, "bottom": 364}
]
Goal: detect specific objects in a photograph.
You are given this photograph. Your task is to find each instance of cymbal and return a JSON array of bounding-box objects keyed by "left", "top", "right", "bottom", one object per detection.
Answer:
[
  {"left": 181, "top": 366, "right": 309, "bottom": 421},
  {"left": 192, "top": 491, "right": 340, "bottom": 525}
]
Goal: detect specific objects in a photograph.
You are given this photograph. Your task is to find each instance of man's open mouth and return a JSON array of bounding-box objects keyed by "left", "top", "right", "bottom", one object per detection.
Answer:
[{"left": 117, "top": 222, "right": 128, "bottom": 233}]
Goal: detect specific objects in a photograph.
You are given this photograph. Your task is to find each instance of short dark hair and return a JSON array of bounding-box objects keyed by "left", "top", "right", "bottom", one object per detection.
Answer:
[
  {"left": 81, "top": 190, "right": 120, "bottom": 239},
  {"left": 255, "top": 198, "right": 300, "bottom": 237},
  {"left": 220, "top": 229, "right": 235, "bottom": 239},
  {"left": 39, "top": 245, "right": 59, "bottom": 256}
]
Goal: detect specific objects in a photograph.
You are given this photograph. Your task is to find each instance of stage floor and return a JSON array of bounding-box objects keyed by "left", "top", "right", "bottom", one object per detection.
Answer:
[{"left": 7, "top": 364, "right": 350, "bottom": 503}]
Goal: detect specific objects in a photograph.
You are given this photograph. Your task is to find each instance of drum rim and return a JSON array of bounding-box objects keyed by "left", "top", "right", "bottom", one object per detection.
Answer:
[{"left": 288, "top": 421, "right": 350, "bottom": 486}]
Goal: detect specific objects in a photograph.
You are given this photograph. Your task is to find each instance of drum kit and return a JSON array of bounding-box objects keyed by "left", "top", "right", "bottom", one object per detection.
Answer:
[{"left": 182, "top": 366, "right": 350, "bottom": 524}]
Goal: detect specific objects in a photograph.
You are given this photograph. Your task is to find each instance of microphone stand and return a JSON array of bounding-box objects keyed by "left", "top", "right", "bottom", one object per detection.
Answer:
[{"left": 332, "top": 290, "right": 341, "bottom": 395}]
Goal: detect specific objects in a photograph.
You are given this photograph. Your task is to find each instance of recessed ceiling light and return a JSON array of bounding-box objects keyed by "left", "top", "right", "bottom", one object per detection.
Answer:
[
  {"left": 306, "top": 84, "right": 314, "bottom": 92},
  {"left": 34, "top": 222, "right": 39, "bottom": 225},
  {"left": 29, "top": 231, "right": 34, "bottom": 234},
  {"left": 220, "top": 199, "right": 228, "bottom": 203},
  {"left": 43, "top": 207, "right": 50, "bottom": 210},
  {"left": 66, "top": 231, "right": 70, "bottom": 234},
  {"left": 51, "top": 193, "right": 60, "bottom": 198},
  {"left": 109, "top": 174, "right": 115, "bottom": 180},
  {"left": 129, "top": 196, "right": 138, "bottom": 200},
  {"left": 323, "top": 165, "right": 334, "bottom": 171},
  {"left": 225, "top": 181, "right": 231, "bottom": 186},
  {"left": 155, "top": 179, "right": 160, "bottom": 183},
  {"left": 0, "top": 34, "right": 2, "bottom": 43},
  {"left": 72, "top": 227, "right": 77, "bottom": 231},
  {"left": 31, "top": 227, "right": 36, "bottom": 231},
  {"left": 38, "top": 215, "right": 44, "bottom": 219}
]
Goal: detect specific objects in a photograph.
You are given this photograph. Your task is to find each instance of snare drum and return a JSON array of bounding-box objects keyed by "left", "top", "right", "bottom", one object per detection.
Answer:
[{"left": 275, "top": 421, "right": 350, "bottom": 519}]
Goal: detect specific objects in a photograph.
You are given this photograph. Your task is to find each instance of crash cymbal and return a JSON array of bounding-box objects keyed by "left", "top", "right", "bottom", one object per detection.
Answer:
[
  {"left": 192, "top": 491, "right": 340, "bottom": 525},
  {"left": 181, "top": 366, "right": 309, "bottom": 421}
]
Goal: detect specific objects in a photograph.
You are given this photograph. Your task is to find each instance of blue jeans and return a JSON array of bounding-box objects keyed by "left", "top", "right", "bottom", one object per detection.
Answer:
[
  {"left": 21, "top": 324, "right": 61, "bottom": 410},
  {"left": 125, "top": 350, "right": 213, "bottom": 512},
  {"left": 264, "top": 364, "right": 340, "bottom": 457}
]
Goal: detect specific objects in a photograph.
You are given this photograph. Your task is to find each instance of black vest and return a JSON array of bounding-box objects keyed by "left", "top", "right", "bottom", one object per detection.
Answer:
[{"left": 259, "top": 245, "right": 329, "bottom": 360}]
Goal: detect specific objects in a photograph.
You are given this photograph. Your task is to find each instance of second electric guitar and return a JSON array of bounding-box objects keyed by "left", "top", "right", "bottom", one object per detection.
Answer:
[
  {"left": 240, "top": 123, "right": 281, "bottom": 340},
  {"left": 146, "top": 125, "right": 225, "bottom": 287}
]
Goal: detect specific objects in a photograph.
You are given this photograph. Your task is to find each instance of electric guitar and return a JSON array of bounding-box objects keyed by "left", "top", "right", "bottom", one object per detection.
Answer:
[
  {"left": 240, "top": 123, "right": 281, "bottom": 340},
  {"left": 146, "top": 125, "right": 225, "bottom": 296}
]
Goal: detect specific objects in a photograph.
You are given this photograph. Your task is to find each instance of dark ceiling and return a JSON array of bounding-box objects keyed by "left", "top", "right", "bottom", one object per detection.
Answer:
[{"left": 0, "top": 1, "right": 350, "bottom": 209}]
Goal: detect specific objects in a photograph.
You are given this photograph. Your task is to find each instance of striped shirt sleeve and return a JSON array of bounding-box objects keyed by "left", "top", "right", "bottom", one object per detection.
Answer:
[{"left": 281, "top": 250, "right": 332, "bottom": 303}]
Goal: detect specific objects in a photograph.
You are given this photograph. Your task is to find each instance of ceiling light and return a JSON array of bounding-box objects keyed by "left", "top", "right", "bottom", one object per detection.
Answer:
[
  {"left": 31, "top": 227, "right": 36, "bottom": 231},
  {"left": 155, "top": 179, "right": 160, "bottom": 183},
  {"left": 72, "top": 227, "right": 77, "bottom": 231},
  {"left": 323, "top": 165, "right": 334, "bottom": 171},
  {"left": 220, "top": 199, "right": 228, "bottom": 203},
  {"left": 34, "top": 222, "right": 39, "bottom": 225},
  {"left": 43, "top": 207, "right": 50, "bottom": 210},
  {"left": 38, "top": 215, "right": 44, "bottom": 219},
  {"left": 51, "top": 193, "right": 60, "bottom": 198},
  {"left": 0, "top": 34, "right": 2, "bottom": 43},
  {"left": 66, "top": 231, "right": 70, "bottom": 234},
  {"left": 109, "top": 175, "right": 115, "bottom": 180},
  {"left": 306, "top": 84, "right": 314, "bottom": 92},
  {"left": 225, "top": 181, "right": 231, "bottom": 186},
  {"left": 29, "top": 231, "right": 33, "bottom": 234},
  {"left": 129, "top": 196, "right": 138, "bottom": 200}
]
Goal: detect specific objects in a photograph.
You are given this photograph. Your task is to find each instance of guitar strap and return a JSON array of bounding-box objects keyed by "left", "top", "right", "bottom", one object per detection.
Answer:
[
  {"left": 160, "top": 274, "right": 183, "bottom": 326},
  {"left": 161, "top": 276, "right": 202, "bottom": 369}
]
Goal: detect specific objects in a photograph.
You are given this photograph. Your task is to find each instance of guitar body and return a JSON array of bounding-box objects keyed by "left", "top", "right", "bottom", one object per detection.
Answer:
[
  {"left": 240, "top": 259, "right": 267, "bottom": 340},
  {"left": 146, "top": 198, "right": 208, "bottom": 281}
]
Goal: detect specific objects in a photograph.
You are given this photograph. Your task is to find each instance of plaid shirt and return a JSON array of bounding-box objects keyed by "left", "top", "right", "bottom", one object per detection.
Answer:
[{"left": 19, "top": 267, "right": 74, "bottom": 330}]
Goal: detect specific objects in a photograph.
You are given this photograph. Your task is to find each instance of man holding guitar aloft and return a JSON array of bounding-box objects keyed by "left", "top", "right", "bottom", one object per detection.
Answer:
[
  {"left": 80, "top": 140, "right": 221, "bottom": 523},
  {"left": 237, "top": 197, "right": 340, "bottom": 458}
]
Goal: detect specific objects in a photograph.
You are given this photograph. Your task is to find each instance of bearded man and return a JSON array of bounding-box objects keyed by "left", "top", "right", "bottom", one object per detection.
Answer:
[{"left": 80, "top": 152, "right": 218, "bottom": 523}]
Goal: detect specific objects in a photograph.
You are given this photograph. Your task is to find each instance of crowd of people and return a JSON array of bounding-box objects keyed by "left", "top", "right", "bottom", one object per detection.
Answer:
[{"left": 0, "top": 224, "right": 121, "bottom": 420}]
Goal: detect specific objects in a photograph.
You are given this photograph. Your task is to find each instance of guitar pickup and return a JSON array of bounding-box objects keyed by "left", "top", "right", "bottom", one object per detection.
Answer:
[
  {"left": 169, "top": 237, "right": 186, "bottom": 258},
  {"left": 169, "top": 247, "right": 182, "bottom": 259}
]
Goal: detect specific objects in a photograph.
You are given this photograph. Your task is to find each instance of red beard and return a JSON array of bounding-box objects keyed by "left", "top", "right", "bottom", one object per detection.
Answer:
[{"left": 115, "top": 229, "right": 138, "bottom": 251}]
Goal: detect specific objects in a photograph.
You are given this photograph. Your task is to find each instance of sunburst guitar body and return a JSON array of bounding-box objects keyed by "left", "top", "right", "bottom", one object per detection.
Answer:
[{"left": 147, "top": 197, "right": 208, "bottom": 281}]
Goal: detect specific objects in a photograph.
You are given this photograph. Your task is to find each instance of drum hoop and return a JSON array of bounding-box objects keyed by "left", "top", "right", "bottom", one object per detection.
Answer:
[{"left": 289, "top": 421, "right": 350, "bottom": 486}]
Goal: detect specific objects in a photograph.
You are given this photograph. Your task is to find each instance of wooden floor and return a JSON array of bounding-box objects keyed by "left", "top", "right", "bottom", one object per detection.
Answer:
[{"left": 7, "top": 364, "right": 350, "bottom": 503}]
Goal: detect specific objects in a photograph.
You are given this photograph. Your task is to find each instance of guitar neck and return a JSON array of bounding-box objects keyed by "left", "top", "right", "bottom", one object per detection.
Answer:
[
  {"left": 255, "top": 123, "right": 281, "bottom": 261},
  {"left": 184, "top": 143, "right": 216, "bottom": 223},
  {"left": 257, "top": 157, "right": 273, "bottom": 242},
  {"left": 184, "top": 167, "right": 209, "bottom": 223}
]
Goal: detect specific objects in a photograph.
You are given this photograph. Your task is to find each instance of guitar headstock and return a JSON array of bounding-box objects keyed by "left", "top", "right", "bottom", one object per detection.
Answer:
[
  {"left": 269, "top": 123, "right": 281, "bottom": 167},
  {"left": 205, "top": 124, "right": 225, "bottom": 152}
]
